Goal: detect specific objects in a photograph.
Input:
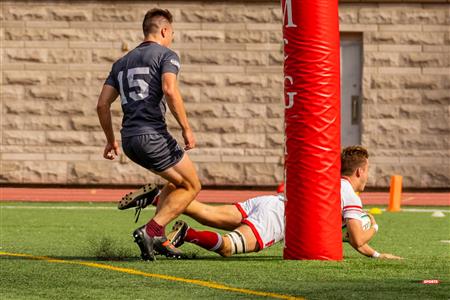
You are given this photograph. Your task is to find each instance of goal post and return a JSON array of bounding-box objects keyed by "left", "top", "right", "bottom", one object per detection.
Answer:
[{"left": 282, "top": 0, "right": 342, "bottom": 260}]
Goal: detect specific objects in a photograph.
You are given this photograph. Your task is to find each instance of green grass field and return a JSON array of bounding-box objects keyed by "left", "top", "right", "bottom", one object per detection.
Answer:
[{"left": 1, "top": 202, "right": 449, "bottom": 300}]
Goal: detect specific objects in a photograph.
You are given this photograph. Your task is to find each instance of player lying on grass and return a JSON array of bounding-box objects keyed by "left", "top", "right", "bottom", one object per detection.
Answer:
[{"left": 122, "top": 146, "right": 402, "bottom": 259}]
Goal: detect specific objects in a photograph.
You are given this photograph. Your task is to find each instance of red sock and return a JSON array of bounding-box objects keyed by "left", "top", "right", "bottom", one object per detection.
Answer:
[
  {"left": 185, "top": 228, "right": 223, "bottom": 251},
  {"left": 145, "top": 219, "right": 164, "bottom": 237}
]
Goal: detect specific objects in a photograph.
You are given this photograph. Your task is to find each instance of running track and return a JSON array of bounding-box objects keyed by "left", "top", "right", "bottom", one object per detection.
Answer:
[{"left": 0, "top": 187, "right": 448, "bottom": 206}]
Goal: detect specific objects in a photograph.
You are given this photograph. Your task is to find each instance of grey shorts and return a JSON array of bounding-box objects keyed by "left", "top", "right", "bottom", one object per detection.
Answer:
[{"left": 122, "top": 132, "right": 184, "bottom": 173}]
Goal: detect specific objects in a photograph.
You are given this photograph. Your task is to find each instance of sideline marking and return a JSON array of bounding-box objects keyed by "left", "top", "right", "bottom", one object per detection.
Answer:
[
  {"left": 0, "top": 251, "right": 303, "bottom": 300},
  {"left": 1, "top": 205, "right": 448, "bottom": 213}
]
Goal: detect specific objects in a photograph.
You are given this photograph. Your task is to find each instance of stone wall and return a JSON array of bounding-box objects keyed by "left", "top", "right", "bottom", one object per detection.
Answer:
[{"left": 1, "top": 1, "right": 449, "bottom": 188}]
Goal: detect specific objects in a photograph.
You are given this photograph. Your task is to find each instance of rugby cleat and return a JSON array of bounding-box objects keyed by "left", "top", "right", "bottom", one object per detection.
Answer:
[
  {"left": 133, "top": 225, "right": 185, "bottom": 261},
  {"left": 167, "top": 220, "right": 189, "bottom": 248},
  {"left": 132, "top": 225, "right": 156, "bottom": 261},
  {"left": 119, "top": 184, "right": 160, "bottom": 223}
]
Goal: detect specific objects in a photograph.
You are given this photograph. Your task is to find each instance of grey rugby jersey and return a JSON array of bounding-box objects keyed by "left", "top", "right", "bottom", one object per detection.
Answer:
[{"left": 105, "top": 41, "right": 180, "bottom": 137}]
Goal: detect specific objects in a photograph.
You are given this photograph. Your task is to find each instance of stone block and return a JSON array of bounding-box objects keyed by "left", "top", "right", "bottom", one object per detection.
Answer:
[
  {"left": 28, "top": 86, "right": 68, "bottom": 101},
  {"left": 221, "top": 133, "right": 265, "bottom": 148},
  {"left": 269, "top": 52, "right": 283, "bottom": 66},
  {"left": 3, "top": 130, "right": 46, "bottom": 145},
  {"left": 363, "top": 133, "right": 400, "bottom": 149},
  {"left": 222, "top": 155, "right": 265, "bottom": 163},
  {"left": 250, "top": 89, "right": 283, "bottom": 104},
  {"left": 109, "top": 163, "right": 161, "bottom": 185},
  {"left": 201, "top": 88, "right": 247, "bottom": 103},
  {"left": 266, "top": 104, "right": 284, "bottom": 118},
  {"left": 223, "top": 104, "right": 266, "bottom": 118},
  {"left": 0, "top": 161, "right": 22, "bottom": 183},
  {"left": 68, "top": 161, "right": 112, "bottom": 184},
  {"left": 421, "top": 117, "right": 450, "bottom": 134},
  {"left": 377, "top": 89, "right": 422, "bottom": 104},
  {"left": 3, "top": 48, "right": 47, "bottom": 63},
  {"left": 70, "top": 116, "right": 102, "bottom": 131},
  {"left": 47, "top": 71, "right": 91, "bottom": 85},
  {"left": 400, "top": 53, "right": 449, "bottom": 67},
  {"left": 4, "top": 100, "right": 46, "bottom": 115},
  {"left": 374, "top": 164, "right": 421, "bottom": 188},
  {"left": 22, "top": 161, "right": 67, "bottom": 184},
  {"left": 3, "top": 71, "right": 47, "bottom": 85},
  {"left": 180, "top": 8, "right": 225, "bottom": 23},
  {"left": 398, "top": 134, "right": 449, "bottom": 150},
  {"left": 91, "top": 49, "right": 122, "bottom": 63},
  {"left": 50, "top": 9, "right": 92, "bottom": 21},
  {"left": 246, "top": 118, "right": 283, "bottom": 133},
  {"left": 225, "top": 31, "right": 278, "bottom": 43},
  {"left": 49, "top": 28, "right": 90, "bottom": 41},
  {"left": 199, "top": 162, "right": 244, "bottom": 185},
  {"left": 225, "top": 75, "right": 267, "bottom": 88},
  {"left": 4, "top": 6, "right": 48, "bottom": 20},
  {"left": 420, "top": 165, "right": 450, "bottom": 188},
  {"left": 181, "top": 52, "right": 223, "bottom": 65},
  {"left": 199, "top": 118, "right": 245, "bottom": 133},
  {"left": 3, "top": 115, "right": 70, "bottom": 131},
  {"left": 93, "top": 8, "right": 137, "bottom": 22},
  {"left": 266, "top": 134, "right": 284, "bottom": 148},
  {"left": 225, "top": 52, "right": 269, "bottom": 66},
  {"left": 359, "top": 9, "right": 399, "bottom": 24},
  {"left": 225, "top": 7, "right": 272, "bottom": 23},
  {"left": 181, "top": 30, "right": 225, "bottom": 43},
  {"left": 422, "top": 90, "right": 450, "bottom": 105},
  {"left": 365, "top": 52, "right": 399, "bottom": 67},
  {"left": 47, "top": 49, "right": 91, "bottom": 64},
  {"left": 179, "top": 74, "right": 222, "bottom": 87},
  {"left": 193, "top": 133, "right": 222, "bottom": 147},
  {"left": 366, "top": 104, "right": 399, "bottom": 119},
  {"left": 185, "top": 103, "right": 223, "bottom": 118},
  {"left": 365, "top": 32, "right": 445, "bottom": 45},
  {"left": 399, "top": 104, "right": 445, "bottom": 119},
  {"left": 398, "top": 10, "right": 446, "bottom": 25},
  {"left": 245, "top": 148, "right": 283, "bottom": 157},
  {"left": 46, "top": 131, "right": 91, "bottom": 145},
  {"left": 244, "top": 163, "right": 283, "bottom": 185},
  {"left": 339, "top": 9, "right": 358, "bottom": 24}
]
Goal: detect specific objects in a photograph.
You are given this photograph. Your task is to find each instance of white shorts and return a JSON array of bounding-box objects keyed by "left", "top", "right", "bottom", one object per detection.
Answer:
[{"left": 235, "top": 195, "right": 285, "bottom": 250}]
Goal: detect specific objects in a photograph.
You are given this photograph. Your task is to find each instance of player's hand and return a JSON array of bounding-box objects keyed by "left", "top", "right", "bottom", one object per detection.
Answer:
[
  {"left": 380, "top": 253, "right": 403, "bottom": 260},
  {"left": 103, "top": 141, "right": 120, "bottom": 160},
  {"left": 182, "top": 128, "right": 196, "bottom": 150}
]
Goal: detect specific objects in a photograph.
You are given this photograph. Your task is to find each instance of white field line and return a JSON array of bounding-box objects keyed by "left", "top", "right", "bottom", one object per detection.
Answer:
[
  {"left": 0, "top": 205, "right": 447, "bottom": 213},
  {"left": 0, "top": 205, "right": 156, "bottom": 211}
]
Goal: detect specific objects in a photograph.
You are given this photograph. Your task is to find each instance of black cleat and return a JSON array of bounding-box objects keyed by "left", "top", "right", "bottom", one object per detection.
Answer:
[
  {"left": 167, "top": 220, "right": 189, "bottom": 248},
  {"left": 119, "top": 184, "right": 160, "bottom": 223},
  {"left": 132, "top": 225, "right": 156, "bottom": 261}
]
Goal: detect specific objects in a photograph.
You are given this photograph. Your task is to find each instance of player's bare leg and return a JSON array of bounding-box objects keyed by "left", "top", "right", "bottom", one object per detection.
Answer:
[
  {"left": 154, "top": 154, "right": 201, "bottom": 227},
  {"left": 183, "top": 200, "right": 242, "bottom": 231},
  {"left": 217, "top": 224, "right": 259, "bottom": 257}
]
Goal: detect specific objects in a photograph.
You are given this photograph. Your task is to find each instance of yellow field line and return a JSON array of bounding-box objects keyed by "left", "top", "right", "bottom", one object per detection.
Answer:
[{"left": 0, "top": 251, "right": 304, "bottom": 300}]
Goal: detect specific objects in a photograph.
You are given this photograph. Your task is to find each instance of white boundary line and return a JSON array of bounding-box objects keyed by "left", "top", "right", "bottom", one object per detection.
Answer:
[{"left": 0, "top": 205, "right": 447, "bottom": 213}]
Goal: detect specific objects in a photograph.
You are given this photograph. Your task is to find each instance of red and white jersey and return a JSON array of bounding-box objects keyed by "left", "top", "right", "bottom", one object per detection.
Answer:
[{"left": 341, "top": 178, "right": 364, "bottom": 224}]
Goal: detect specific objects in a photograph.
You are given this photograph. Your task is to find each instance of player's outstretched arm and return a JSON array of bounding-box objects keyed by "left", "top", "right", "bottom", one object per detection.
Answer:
[
  {"left": 347, "top": 218, "right": 377, "bottom": 248},
  {"left": 355, "top": 243, "right": 403, "bottom": 259},
  {"left": 162, "top": 73, "right": 195, "bottom": 150},
  {"left": 97, "top": 84, "right": 120, "bottom": 160}
]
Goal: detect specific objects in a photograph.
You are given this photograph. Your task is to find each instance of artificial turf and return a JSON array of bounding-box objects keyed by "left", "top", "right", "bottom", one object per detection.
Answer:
[{"left": 1, "top": 202, "right": 449, "bottom": 299}]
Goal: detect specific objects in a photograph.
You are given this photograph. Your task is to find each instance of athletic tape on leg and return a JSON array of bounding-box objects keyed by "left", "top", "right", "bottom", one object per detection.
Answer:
[{"left": 225, "top": 230, "right": 246, "bottom": 254}]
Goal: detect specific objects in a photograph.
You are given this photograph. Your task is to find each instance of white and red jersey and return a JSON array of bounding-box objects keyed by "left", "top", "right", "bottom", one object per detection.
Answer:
[{"left": 341, "top": 178, "right": 364, "bottom": 225}]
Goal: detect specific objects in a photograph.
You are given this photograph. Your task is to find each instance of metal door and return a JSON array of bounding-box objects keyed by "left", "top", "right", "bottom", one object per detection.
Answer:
[{"left": 340, "top": 34, "right": 362, "bottom": 147}]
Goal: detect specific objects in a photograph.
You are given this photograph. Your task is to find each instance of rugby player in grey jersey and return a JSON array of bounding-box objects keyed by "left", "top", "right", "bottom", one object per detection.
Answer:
[{"left": 97, "top": 8, "right": 201, "bottom": 260}]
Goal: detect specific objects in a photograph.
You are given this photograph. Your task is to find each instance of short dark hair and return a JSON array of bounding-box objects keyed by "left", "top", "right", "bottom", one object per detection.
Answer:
[
  {"left": 341, "top": 146, "right": 369, "bottom": 176},
  {"left": 142, "top": 8, "right": 173, "bottom": 37}
]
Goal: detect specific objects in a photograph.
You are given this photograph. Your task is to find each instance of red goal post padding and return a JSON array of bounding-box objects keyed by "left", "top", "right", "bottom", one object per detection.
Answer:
[{"left": 282, "top": 0, "right": 342, "bottom": 260}]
